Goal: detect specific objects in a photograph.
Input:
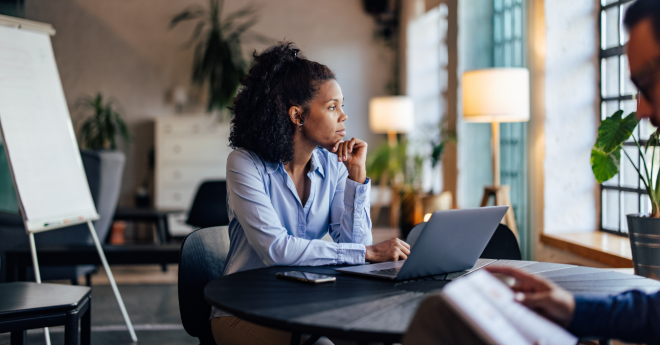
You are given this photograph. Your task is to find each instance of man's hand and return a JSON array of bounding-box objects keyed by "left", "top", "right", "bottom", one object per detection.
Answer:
[
  {"left": 486, "top": 266, "right": 576, "bottom": 328},
  {"left": 365, "top": 238, "right": 411, "bottom": 262},
  {"left": 332, "top": 138, "right": 367, "bottom": 184}
]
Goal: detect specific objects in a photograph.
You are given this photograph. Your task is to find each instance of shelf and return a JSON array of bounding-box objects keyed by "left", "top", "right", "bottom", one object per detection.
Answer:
[{"left": 540, "top": 232, "right": 633, "bottom": 268}]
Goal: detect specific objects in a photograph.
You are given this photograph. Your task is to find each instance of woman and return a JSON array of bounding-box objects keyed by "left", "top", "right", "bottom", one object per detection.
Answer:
[{"left": 211, "top": 42, "right": 411, "bottom": 345}]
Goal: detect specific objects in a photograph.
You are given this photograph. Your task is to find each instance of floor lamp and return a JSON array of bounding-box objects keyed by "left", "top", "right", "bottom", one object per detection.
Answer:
[
  {"left": 462, "top": 68, "right": 530, "bottom": 239},
  {"left": 369, "top": 96, "right": 414, "bottom": 228}
]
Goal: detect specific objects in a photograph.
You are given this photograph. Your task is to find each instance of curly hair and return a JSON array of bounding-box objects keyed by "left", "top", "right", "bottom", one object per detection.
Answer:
[{"left": 229, "top": 42, "right": 336, "bottom": 163}]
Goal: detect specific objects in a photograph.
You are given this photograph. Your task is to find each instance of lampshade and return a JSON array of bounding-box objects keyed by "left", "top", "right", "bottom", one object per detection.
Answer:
[
  {"left": 369, "top": 96, "right": 414, "bottom": 134},
  {"left": 462, "top": 68, "right": 530, "bottom": 123}
]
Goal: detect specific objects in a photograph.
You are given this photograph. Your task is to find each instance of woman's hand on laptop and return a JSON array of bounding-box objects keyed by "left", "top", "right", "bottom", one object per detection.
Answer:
[
  {"left": 365, "top": 238, "right": 411, "bottom": 263},
  {"left": 485, "top": 266, "right": 575, "bottom": 328}
]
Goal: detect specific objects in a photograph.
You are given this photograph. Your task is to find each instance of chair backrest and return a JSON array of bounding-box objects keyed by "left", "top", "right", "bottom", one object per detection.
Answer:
[
  {"left": 479, "top": 224, "right": 521, "bottom": 260},
  {"left": 179, "top": 226, "right": 230, "bottom": 345},
  {"left": 406, "top": 222, "right": 521, "bottom": 260},
  {"left": 186, "top": 181, "right": 229, "bottom": 228}
]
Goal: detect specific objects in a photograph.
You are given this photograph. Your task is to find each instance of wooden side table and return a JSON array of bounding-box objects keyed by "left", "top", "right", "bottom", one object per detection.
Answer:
[{"left": 0, "top": 282, "right": 91, "bottom": 345}]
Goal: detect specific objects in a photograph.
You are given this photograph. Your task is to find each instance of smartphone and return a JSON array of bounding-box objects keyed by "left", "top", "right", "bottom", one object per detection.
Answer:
[{"left": 276, "top": 271, "right": 337, "bottom": 284}]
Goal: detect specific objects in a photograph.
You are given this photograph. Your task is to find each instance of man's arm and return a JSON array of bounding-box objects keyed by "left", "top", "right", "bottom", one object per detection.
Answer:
[
  {"left": 570, "top": 290, "right": 660, "bottom": 343},
  {"left": 486, "top": 266, "right": 660, "bottom": 344}
]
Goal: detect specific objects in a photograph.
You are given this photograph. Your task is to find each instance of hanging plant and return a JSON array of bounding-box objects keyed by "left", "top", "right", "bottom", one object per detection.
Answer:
[{"left": 170, "top": 0, "right": 265, "bottom": 116}]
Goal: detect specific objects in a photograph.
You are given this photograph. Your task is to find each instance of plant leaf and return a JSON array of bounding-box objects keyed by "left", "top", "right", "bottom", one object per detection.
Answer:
[
  {"left": 431, "top": 142, "right": 445, "bottom": 168},
  {"left": 169, "top": 7, "right": 206, "bottom": 29},
  {"left": 591, "top": 147, "right": 621, "bottom": 183},
  {"left": 596, "top": 110, "right": 638, "bottom": 152}
]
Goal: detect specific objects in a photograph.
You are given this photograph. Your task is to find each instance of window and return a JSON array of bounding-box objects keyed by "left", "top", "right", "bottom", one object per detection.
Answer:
[
  {"left": 493, "top": 0, "right": 528, "bottom": 256},
  {"left": 599, "top": 0, "right": 654, "bottom": 234}
]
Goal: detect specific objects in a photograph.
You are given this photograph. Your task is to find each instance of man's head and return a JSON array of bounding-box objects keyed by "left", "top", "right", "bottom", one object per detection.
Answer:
[{"left": 625, "top": 0, "right": 660, "bottom": 126}]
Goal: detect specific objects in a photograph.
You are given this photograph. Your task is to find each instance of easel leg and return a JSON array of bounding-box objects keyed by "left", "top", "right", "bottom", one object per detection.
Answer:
[
  {"left": 87, "top": 220, "right": 138, "bottom": 342},
  {"left": 28, "top": 232, "right": 52, "bottom": 345}
]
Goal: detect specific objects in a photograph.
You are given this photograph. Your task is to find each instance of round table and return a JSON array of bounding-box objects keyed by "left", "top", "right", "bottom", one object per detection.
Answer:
[{"left": 204, "top": 259, "right": 660, "bottom": 343}]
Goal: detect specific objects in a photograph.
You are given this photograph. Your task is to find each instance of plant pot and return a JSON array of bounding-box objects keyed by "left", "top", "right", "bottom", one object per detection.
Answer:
[
  {"left": 399, "top": 191, "right": 423, "bottom": 240},
  {"left": 422, "top": 191, "right": 453, "bottom": 215},
  {"left": 626, "top": 214, "right": 660, "bottom": 279}
]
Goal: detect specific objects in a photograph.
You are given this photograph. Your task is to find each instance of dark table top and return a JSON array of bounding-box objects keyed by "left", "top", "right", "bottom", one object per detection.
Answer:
[
  {"left": 0, "top": 282, "right": 91, "bottom": 320},
  {"left": 204, "top": 259, "right": 660, "bottom": 343}
]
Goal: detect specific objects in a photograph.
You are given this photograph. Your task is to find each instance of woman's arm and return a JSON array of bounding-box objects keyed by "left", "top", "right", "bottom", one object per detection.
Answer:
[
  {"left": 227, "top": 150, "right": 366, "bottom": 267},
  {"left": 329, "top": 138, "right": 410, "bottom": 262},
  {"left": 327, "top": 162, "right": 372, "bottom": 246}
]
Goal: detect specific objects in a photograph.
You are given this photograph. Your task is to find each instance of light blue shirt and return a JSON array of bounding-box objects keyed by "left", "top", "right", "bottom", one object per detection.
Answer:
[{"left": 212, "top": 147, "right": 372, "bottom": 318}]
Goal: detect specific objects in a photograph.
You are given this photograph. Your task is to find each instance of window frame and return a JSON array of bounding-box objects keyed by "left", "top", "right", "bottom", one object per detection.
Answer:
[{"left": 599, "top": 0, "right": 649, "bottom": 236}]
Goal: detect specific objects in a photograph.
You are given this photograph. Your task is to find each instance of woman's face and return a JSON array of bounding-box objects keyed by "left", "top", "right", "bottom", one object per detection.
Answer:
[{"left": 299, "top": 79, "right": 347, "bottom": 150}]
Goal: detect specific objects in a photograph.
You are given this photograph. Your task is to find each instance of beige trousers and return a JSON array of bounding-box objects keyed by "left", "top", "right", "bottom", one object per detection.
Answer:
[{"left": 211, "top": 316, "right": 336, "bottom": 345}]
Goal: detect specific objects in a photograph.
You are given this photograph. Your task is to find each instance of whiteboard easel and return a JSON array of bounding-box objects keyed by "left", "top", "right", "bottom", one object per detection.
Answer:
[{"left": 0, "top": 15, "right": 137, "bottom": 343}]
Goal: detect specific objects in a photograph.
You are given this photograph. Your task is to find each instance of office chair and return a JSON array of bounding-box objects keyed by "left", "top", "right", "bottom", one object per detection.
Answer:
[
  {"left": 178, "top": 226, "right": 230, "bottom": 345},
  {"left": 186, "top": 181, "right": 230, "bottom": 228},
  {"left": 406, "top": 223, "right": 521, "bottom": 261},
  {"left": 479, "top": 223, "right": 522, "bottom": 260}
]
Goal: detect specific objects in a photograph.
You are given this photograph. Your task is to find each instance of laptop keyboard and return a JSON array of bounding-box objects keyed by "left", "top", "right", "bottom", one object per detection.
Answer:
[{"left": 368, "top": 267, "right": 402, "bottom": 276}]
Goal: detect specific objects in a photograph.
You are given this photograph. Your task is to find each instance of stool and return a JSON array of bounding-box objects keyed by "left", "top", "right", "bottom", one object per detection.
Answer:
[{"left": 0, "top": 282, "right": 91, "bottom": 345}]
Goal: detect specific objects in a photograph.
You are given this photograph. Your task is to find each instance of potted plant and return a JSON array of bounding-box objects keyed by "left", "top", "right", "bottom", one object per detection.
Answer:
[
  {"left": 591, "top": 110, "right": 660, "bottom": 278},
  {"left": 75, "top": 93, "right": 128, "bottom": 243},
  {"left": 76, "top": 93, "right": 129, "bottom": 150},
  {"left": 366, "top": 127, "right": 454, "bottom": 239},
  {"left": 170, "top": 0, "right": 264, "bottom": 119},
  {"left": 366, "top": 139, "right": 408, "bottom": 229}
]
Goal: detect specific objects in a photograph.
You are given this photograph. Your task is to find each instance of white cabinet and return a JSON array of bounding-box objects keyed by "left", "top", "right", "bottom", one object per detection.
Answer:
[{"left": 155, "top": 116, "right": 231, "bottom": 210}]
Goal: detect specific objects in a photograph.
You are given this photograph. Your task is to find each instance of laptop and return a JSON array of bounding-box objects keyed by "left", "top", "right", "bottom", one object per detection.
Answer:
[{"left": 335, "top": 206, "right": 509, "bottom": 281}]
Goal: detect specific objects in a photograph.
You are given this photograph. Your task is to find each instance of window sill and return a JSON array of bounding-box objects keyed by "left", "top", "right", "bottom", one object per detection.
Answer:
[{"left": 540, "top": 232, "right": 633, "bottom": 268}]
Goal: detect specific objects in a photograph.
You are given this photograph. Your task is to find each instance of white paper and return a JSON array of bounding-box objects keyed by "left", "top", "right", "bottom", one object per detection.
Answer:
[
  {"left": 442, "top": 270, "right": 578, "bottom": 345},
  {"left": 0, "top": 25, "right": 98, "bottom": 231}
]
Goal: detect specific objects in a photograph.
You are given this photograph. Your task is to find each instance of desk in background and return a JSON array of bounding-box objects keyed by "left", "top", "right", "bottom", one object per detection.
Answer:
[{"left": 5, "top": 244, "right": 180, "bottom": 282}]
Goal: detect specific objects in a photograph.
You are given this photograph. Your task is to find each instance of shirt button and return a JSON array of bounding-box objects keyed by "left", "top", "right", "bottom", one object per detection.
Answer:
[{"left": 359, "top": 188, "right": 364, "bottom": 195}]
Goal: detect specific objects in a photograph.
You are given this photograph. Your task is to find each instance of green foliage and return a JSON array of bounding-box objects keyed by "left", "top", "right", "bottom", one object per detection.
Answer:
[
  {"left": 367, "top": 120, "right": 456, "bottom": 193},
  {"left": 590, "top": 148, "right": 620, "bottom": 184},
  {"left": 595, "top": 110, "right": 638, "bottom": 152},
  {"left": 591, "top": 110, "right": 636, "bottom": 184},
  {"left": 365, "top": 140, "right": 407, "bottom": 184},
  {"left": 76, "top": 93, "right": 130, "bottom": 150},
  {"left": 430, "top": 141, "right": 445, "bottom": 168},
  {"left": 170, "top": 0, "right": 267, "bottom": 115},
  {"left": 591, "top": 110, "right": 660, "bottom": 217}
]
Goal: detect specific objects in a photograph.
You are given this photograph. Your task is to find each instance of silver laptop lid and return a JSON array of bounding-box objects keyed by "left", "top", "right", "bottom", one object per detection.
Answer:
[{"left": 395, "top": 206, "right": 508, "bottom": 280}]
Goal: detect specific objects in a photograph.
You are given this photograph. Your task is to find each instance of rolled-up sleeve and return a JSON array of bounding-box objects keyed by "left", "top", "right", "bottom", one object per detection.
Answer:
[
  {"left": 328, "top": 163, "right": 372, "bottom": 264},
  {"left": 227, "top": 150, "right": 367, "bottom": 267}
]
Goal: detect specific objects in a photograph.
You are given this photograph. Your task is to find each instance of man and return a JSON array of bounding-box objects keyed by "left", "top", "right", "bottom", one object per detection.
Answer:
[
  {"left": 484, "top": 1, "right": 660, "bottom": 342},
  {"left": 404, "top": 0, "right": 660, "bottom": 344}
]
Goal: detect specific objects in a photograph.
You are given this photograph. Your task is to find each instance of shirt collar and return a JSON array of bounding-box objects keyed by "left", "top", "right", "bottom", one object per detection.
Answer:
[
  {"left": 264, "top": 149, "right": 325, "bottom": 177},
  {"left": 310, "top": 149, "right": 325, "bottom": 178},
  {"left": 264, "top": 160, "right": 281, "bottom": 174}
]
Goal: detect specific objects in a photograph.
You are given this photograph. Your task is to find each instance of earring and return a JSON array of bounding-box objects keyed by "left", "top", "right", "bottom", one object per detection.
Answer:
[{"left": 298, "top": 119, "right": 305, "bottom": 133}]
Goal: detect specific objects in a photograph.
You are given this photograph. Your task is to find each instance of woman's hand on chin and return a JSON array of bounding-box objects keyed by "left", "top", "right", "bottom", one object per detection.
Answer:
[
  {"left": 365, "top": 238, "right": 411, "bottom": 263},
  {"left": 332, "top": 138, "right": 368, "bottom": 183}
]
